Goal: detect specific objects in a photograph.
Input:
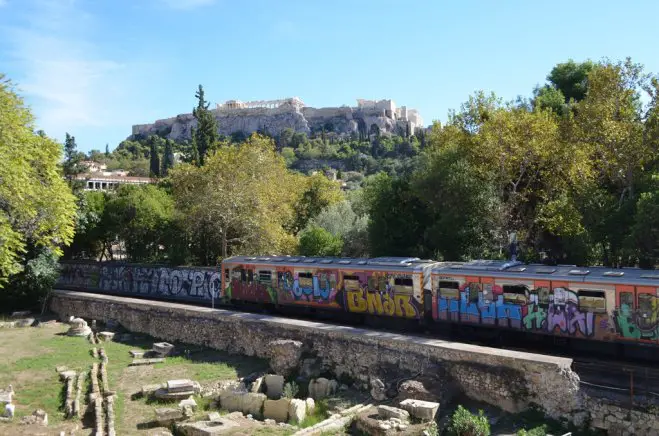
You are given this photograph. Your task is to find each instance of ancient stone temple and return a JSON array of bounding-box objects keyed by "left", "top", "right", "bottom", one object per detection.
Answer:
[{"left": 67, "top": 317, "right": 92, "bottom": 337}]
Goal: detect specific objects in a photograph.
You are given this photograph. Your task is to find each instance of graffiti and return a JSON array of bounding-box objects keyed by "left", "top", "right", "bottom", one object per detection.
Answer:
[
  {"left": 347, "top": 288, "right": 418, "bottom": 318},
  {"left": 614, "top": 294, "right": 659, "bottom": 340},
  {"left": 438, "top": 285, "right": 599, "bottom": 337},
  {"left": 273, "top": 270, "right": 339, "bottom": 305},
  {"left": 57, "top": 262, "right": 220, "bottom": 302}
]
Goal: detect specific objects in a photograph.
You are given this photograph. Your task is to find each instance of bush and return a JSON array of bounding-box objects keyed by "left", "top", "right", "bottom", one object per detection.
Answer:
[
  {"left": 0, "top": 248, "right": 60, "bottom": 314},
  {"left": 448, "top": 406, "right": 490, "bottom": 436},
  {"left": 517, "top": 425, "right": 548, "bottom": 436},
  {"left": 282, "top": 381, "right": 299, "bottom": 399}
]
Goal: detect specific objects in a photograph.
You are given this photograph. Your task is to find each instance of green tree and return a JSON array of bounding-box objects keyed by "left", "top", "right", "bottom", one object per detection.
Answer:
[
  {"left": 364, "top": 173, "right": 432, "bottom": 257},
  {"left": 149, "top": 137, "right": 161, "bottom": 177},
  {"left": 161, "top": 139, "right": 175, "bottom": 176},
  {"left": 310, "top": 200, "right": 369, "bottom": 257},
  {"left": 547, "top": 59, "right": 595, "bottom": 102},
  {"left": 192, "top": 85, "right": 218, "bottom": 166},
  {"left": 299, "top": 226, "right": 343, "bottom": 257},
  {"left": 0, "top": 75, "right": 77, "bottom": 287},
  {"left": 291, "top": 172, "right": 343, "bottom": 235},
  {"left": 170, "top": 134, "right": 302, "bottom": 263},
  {"left": 533, "top": 85, "right": 566, "bottom": 114},
  {"left": 631, "top": 185, "right": 659, "bottom": 268},
  {"left": 105, "top": 185, "right": 175, "bottom": 262},
  {"left": 105, "top": 143, "right": 110, "bottom": 157}
]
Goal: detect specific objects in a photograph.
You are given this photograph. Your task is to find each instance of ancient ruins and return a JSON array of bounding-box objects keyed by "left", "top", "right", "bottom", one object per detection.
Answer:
[{"left": 130, "top": 97, "right": 425, "bottom": 142}]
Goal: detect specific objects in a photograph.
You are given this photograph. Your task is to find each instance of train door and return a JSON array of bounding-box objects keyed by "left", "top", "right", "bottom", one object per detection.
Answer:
[
  {"left": 636, "top": 286, "right": 659, "bottom": 344},
  {"left": 479, "top": 277, "right": 496, "bottom": 326},
  {"left": 460, "top": 276, "right": 482, "bottom": 324},
  {"left": 435, "top": 276, "right": 463, "bottom": 322},
  {"left": 615, "top": 285, "right": 637, "bottom": 342}
]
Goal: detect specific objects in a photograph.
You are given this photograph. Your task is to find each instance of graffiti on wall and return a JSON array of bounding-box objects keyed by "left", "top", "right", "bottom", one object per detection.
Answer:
[
  {"left": 437, "top": 284, "right": 602, "bottom": 338},
  {"left": 58, "top": 262, "right": 220, "bottom": 301}
]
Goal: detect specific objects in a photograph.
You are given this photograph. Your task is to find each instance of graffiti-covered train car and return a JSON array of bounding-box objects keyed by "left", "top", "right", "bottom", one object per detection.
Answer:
[
  {"left": 220, "top": 256, "right": 437, "bottom": 319},
  {"left": 431, "top": 260, "right": 659, "bottom": 345}
]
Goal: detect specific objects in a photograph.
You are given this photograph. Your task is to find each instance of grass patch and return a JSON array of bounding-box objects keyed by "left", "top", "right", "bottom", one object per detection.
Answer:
[{"left": 299, "top": 399, "right": 330, "bottom": 428}]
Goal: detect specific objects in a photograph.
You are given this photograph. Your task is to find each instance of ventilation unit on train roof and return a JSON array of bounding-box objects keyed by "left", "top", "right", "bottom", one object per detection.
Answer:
[{"left": 459, "top": 260, "right": 524, "bottom": 271}]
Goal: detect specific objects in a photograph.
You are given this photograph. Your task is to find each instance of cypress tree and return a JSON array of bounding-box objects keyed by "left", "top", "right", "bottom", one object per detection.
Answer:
[
  {"left": 149, "top": 139, "right": 160, "bottom": 177},
  {"left": 192, "top": 85, "right": 218, "bottom": 166},
  {"left": 161, "top": 139, "right": 175, "bottom": 176},
  {"left": 105, "top": 143, "right": 110, "bottom": 156}
]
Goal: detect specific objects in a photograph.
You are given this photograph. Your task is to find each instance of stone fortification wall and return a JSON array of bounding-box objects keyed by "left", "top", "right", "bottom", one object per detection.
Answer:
[
  {"left": 130, "top": 99, "right": 419, "bottom": 142},
  {"left": 50, "top": 290, "right": 582, "bottom": 422}
]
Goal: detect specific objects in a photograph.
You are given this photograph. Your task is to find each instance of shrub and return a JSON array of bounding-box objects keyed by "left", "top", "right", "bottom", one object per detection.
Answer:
[
  {"left": 282, "top": 381, "right": 299, "bottom": 399},
  {"left": 447, "top": 405, "right": 490, "bottom": 436}
]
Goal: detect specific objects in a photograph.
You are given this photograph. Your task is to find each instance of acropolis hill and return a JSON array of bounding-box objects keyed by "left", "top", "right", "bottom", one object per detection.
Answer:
[{"left": 130, "top": 97, "right": 425, "bottom": 141}]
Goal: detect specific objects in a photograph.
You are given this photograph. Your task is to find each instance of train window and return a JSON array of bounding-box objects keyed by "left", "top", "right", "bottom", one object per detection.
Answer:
[
  {"left": 232, "top": 269, "right": 242, "bottom": 281},
  {"left": 536, "top": 286, "right": 550, "bottom": 306},
  {"left": 298, "top": 272, "right": 313, "bottom": 288},
  {"left": 638, "top": 294, "right": 655, "bottom": 314},
  {"left": 393, "top": 277, "right": 414, "bottom": 293},
  {"left": 247, "top": 270, "right": 254, "bottom": 284},
  {"left": 467, "top": 283, "right": 480, "bottom": 303},
  {"left": 577, "top": 290, "right": 606, "bottom": 312},
  {"left": 278, "top": 272, "right": 292, "bottom": 288},
  {"left": 343, "top": 275, "right": 361, "bottom": 291},
  {"left": 503, "top": 285, "right": 527, "bottom": 305},
  {"left": 620, "top": 292, "right": 634, "bottom": 308},
  {"left": 258, "top": 271, "right": 272, "bottom": 285},
  {"left": 240, "top": 269, "right": 247, "bottom": 283},
  {"left": 319, "top": 273, "right": 328, "bottom": 291},
  {"left": 439, "top": 281, "right": 460, "bottom": 300},
  {"left": 379, "top": 276, "right": 387, "bottom": 292},
  {"left": 367, "top": 276, "right": 377, "bottom": 291},
  {"left": 224, "top": 269, "right": 230, "bottom": 281},
  {"left": 482, "top": 284, "right": 493, "bottom": 304}
]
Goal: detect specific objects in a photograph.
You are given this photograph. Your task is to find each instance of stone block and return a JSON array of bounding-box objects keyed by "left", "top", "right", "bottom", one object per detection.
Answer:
[
  {"left": 155, "top": 407, "right": 183, "bottom": 424},
  {"left": 154, "top": 388, "right": 194, "bottom": 401},
  {"left": 242, "top": 393, "right": 266, "bottom": 417},
  {"left": 288, "top": 398, "right": 306, "bottom": 424},
  {"left": 5, "top": 403, "right": 15, "bottom": 419},
  {"left": 399, "top": 398, "right": 439, "bottom": 421},
  {"left": 207, "top": 412, "right": 221, "bottom": 421},
  {"left": 179, "top": 398, "right": 197, "bottom": 411},
  {"left": 264, "top": 374, "right": 284, "bottom": 399},
  {"left": 250, "top": 376, "right": 264, "bottom": 393},
  {"left": 141, "top": 384, "right": 163, "bottom": 397},
  {"left": 176, "top": 419, "right": 239, "bottom": 435},
  {"left": 219, "top": 391, "right": 244, "bottom": 413},
  {"left": 168, "top": 379, "right": 195, "bottom": 393},
  {"left": 153, "top": 342, "right": 175, "bottom": 356},
  {"left": 378, "top": 405, "right": 410, "bottom": 422},
  {"left": 55, "top": 366, "right": 68, "bottom": 373},
  {"left": 263, "top": 398, "right": 290, "bottom": 422},
  {"left": 14, "top": 318, "right": 35, "bottom": 328},
  {"left": 309, "top": 377, "right": 338, "bottom": 400},
  {"left": 268, "top": 339, "right": 304, "bottom": 376},
  {"left": 370, "top": 378, "right": 387, "bottom": 401},
  {"left": 305, "top": 397, "right": 315, "bottom": 415},
  {"left": 129, "top": 350, "right": 144, "bottom": 358},
  {"left": 130, "top": 358, "right": 165, "bottom": 366},
  {"left": 98, "top": 331, "right": 115, "bottom": 342},
  {"left": 59, "top": 370, "right": 77, "bottom": 381}
]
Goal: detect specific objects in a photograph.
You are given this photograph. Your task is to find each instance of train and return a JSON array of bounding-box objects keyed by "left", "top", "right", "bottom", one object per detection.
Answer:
[{"left": 56, "top": 256, "right": 659, "bottom": 353}]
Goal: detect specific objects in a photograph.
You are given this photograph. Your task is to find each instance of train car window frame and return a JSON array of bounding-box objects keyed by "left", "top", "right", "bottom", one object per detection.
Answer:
[
  {"left": 536, "top": 286, "right": 550, "bottom": 306},
  {"left": 247, "top": 269, "right": 254, "bottom": 285},
  {"left": 232, "top": 269, "right": 242, "bottom": 281},
  {"left": 367, "top": 276, "right": 377, "bottom": 292},
  {"left": 393, "top": 276, "right": 414, "bottom": 293},
  {"left": 503, "top": 285, "right": 528, "bottom": 305},
  {"left": 224, "top": 268, "right": 230, "bottom": 282},
  {"left": 343, "top": 274, "right": 361, "bottom": 291},
  {"left": 577, "top": 289, "right": 606, "bottom": 313},
  {"left": 257, "top": 270, "right": 272, "bottom": 285},
  {"left": 467, "top": 282, "right": 480, "bottom": 303},
  {"left": 619, "top": 291, "right": 634, "bottom": 308},
  {"left": 638, "top": 293, "right": 655, "bottom": 315},
  {"left": 481, "top": 283, "right": 493, "bottom": 304},
  {"left": 438, "top": 280, "right": 460, "bottom": 300},
  {"left": 298, "top": 272, "right": 313, "bottom": 289}
]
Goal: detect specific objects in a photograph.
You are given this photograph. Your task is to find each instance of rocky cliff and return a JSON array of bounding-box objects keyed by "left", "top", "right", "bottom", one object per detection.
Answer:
[{"left": 130, "top": 104, "right": 408, "bottom": 142}]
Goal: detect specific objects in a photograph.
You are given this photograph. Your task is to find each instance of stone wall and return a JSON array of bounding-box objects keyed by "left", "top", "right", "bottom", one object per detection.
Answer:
[{"left": 50, "top": 290, "right": 581, "bottom": 421}]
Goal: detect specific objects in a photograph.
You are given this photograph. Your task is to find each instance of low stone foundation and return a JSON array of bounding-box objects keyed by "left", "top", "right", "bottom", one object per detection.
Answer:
[{"left": 50, "top": 290, "right": 582, "bottom": 421}]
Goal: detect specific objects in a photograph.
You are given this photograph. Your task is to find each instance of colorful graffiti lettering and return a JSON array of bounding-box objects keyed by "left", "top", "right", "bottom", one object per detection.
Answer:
[
  {"left": 438, "top": 285, "right": 600, "bottom": 337},
  {"left": 347, "top": 289, "right": 418, "bottom": 318},
  {"left": 57, "top": 262, "right": 220, "bottom": 301}
]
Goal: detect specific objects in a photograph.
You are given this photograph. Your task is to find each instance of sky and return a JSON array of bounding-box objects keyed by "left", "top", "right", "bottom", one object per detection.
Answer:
[{"left": 1, "top": 0, "right": 659, "bottom": 153}]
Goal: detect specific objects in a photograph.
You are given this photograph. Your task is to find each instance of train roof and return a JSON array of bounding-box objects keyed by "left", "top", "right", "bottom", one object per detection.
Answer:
[
  {"left": 432, "top": 260, "right": 659, "bottom": 286},
  {"left": 223, "top": 255, "right": 438, "bottom": 272}
]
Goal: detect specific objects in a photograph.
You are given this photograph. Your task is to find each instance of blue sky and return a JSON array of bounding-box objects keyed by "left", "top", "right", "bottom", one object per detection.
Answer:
[{"left": 1, "top": 0, "right": 658, "bottom": 153}]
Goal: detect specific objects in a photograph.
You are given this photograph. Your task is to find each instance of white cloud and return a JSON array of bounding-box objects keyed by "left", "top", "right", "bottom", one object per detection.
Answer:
[
  {"left": 159, "top": 0, "right": 216, "bottom": 10},
  {"left": 3, "top": 0, "right": 155, "bottom": 143}
]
